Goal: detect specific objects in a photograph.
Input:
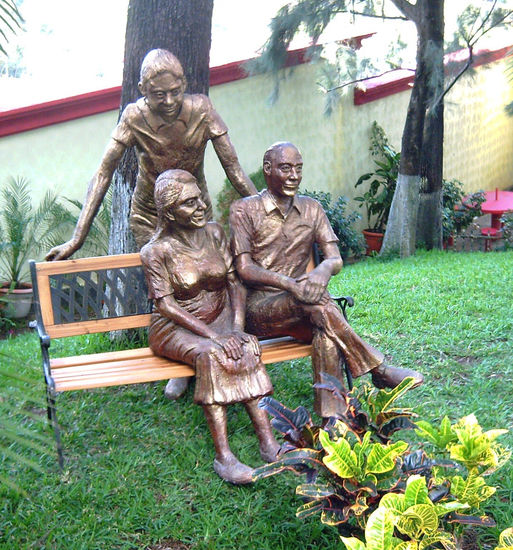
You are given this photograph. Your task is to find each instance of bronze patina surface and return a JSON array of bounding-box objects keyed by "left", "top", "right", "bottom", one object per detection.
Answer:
[
  {"left": 47, "top": 49, "right": 256, "bottom": 260},
  {"left": 230, "top": 142, "right": 423, "bottom": 417},
  {"left": 140, "top": 169, "right": 278, "bottom": 484}
]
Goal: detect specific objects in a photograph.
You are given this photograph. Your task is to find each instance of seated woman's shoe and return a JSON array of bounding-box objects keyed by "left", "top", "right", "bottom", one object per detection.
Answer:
[
  {"left": 260, "top": 440, "right": 281, "bottom": 463},
  {"left": 213, "top": 455, "right": 254, "bottom": 485},
  {"left": 371, "top": 363, "right": 424, "bottom": 389}
]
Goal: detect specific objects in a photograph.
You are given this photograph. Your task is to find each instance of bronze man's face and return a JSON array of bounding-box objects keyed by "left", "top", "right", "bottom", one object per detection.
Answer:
[
  {"left": 168, "top": 181, "right": 207, "bottom": 229},
  {"left": 264, "top": 145, "right": 303, "bottom": 199},
  {"left": 141, "top": 71, "right": 185, "bottom": 121}
]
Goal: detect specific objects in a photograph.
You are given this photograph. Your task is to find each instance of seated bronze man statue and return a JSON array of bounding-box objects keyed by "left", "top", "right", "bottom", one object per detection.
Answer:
[{"left": 229, "top": 141, "right": 423, "bottom": 418}]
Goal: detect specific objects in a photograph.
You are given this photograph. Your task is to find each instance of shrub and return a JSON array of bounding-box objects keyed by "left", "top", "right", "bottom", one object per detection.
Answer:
[
  {"left": 216, "top": 168, "right": 266, "bottom": 231},
  {"left": 254, "top": 375, "right": 511, "bottom": 548},
  {"left": 302, "top": 190, "right": 364, "bottom": 259},
  {"left": 442, "top": 179, "right": 485, "bottom": 240}
]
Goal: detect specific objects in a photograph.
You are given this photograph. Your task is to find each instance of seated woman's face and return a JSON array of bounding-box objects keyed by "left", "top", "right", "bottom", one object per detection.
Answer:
[{"left": 169, "top": 181, "right": 207, "bottom": 229}]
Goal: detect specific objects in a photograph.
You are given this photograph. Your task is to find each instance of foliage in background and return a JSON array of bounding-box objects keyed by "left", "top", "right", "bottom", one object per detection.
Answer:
[
  {"left": 442, "top": 179, "right": 485, "bottom": 241},
  {"left": 59, "top": 189, "right": 113, "bottom": 257},
  {"left": 0, "top": 0, "right": 23, "bottom": 56},
  {"left": 354, "top": 122, "right": 399, "bottom": 233},
  {"left": 254, "top": 376, "right": 511, "bottom": 548},
  {"left": 302, "top": 190, "right": 364, "bottom": 259},
  {"left": 501, "top": 211, "right": 513, "bottom": 249},
  {"left": 0, "top": 356, "right": 53, "bottom": 496},
  {"left": 0, "top": 177, "right": 69, "bottom": 286},
  {"left": 216, "top": 168, "right": 267, "bottom": 231}
]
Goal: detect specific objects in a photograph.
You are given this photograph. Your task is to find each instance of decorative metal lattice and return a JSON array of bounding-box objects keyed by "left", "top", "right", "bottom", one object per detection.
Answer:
[{"left": 49, "top": 265, "right": 152, "bottom": 324}]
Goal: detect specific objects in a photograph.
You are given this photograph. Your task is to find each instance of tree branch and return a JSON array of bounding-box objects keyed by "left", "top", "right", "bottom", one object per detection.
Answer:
[
  {"left": 431, "top": 4, "right": 513, "bottom": 110},
  {"left": 319, "top": 67, "right": 415, "bottom": 93},
  {"left": 349, "top": 11, "right": 407, "bottom": 21},
  {"left": 389, "top": 0, "right": 416, "bottom": 23}
]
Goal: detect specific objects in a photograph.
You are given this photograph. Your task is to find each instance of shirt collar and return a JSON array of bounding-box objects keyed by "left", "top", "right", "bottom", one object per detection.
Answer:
[
  {"left": 137, "top": 96, "right": 190, "bottom": 133},
  {"left": 260, "top": 189, "right": 303, "bottom": 217}
]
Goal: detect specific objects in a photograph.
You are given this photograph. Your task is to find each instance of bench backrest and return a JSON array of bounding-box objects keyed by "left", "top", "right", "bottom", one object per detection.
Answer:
[{"left": 30, "top": 254, "right": 152, "bottom": 339}]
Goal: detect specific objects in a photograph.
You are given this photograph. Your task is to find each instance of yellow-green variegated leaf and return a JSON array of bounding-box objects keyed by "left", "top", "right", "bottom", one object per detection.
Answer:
[
  {"left": 341, "top": 536, "right": 367, "bottom": 550},
  {"left": 496, "top": 527, "right": 513, "bottom": 550},
  {"left": 354, "top": 431, "right": 372, "bottom": 471},
  {"left": 415, "top": 416, "right": 456, "bottom": 449},
  {"left": 365, "top": 508, "right": 395, "bottom": 550},
  {"left": 434, "top": 500, "right": 470, "bottom": 517},
  {"left": 483, "top": 429, "right": 509, "bottom": 442},
  {"left": 366, "top": 441, "right": 409, "bottom": 475},
  {"left": 379, "top": 492, "right": 408, "bottom": 515},
  {"left": 394, "top": 541, "right": 418, "bottom": 550},
  {"left": 296, "top": 498, "right": 324, "bottom": 519},
  {"left": 450, "top": 470, "right": 496, "bottom": 508},
  {"left": 419, "top": 533, "right": 457, "bottom": 550},
  {"left": 296, "top": 483, "right": 334, "bottom": 499},
  {"left": 396, "top": 504, "right": 438, "bottom": 538},
  {"left": 372, "top": 378, "right": 417, "bottom": 416},
  {"left": 320, "top": 429, "right": 359, "bottom": 479},
  {"left": 404, "top": 475, "right": 430, "bottom": 507}
]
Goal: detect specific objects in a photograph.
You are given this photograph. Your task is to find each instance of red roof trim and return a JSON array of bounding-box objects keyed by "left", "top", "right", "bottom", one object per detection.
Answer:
[
  {"left": 354, "top": 43, "right": 512, "bottom": 105},
  {"left": 1, "top": 41, "right": 510, "bottom": 137},
  {"left": 0, "top": 86, "right": 122, "bottom": 138}
]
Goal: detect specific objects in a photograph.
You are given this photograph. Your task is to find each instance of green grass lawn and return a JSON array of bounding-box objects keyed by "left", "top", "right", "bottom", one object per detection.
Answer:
[{"left": 1, "top": 249, "right": 512, "bottom": 550}]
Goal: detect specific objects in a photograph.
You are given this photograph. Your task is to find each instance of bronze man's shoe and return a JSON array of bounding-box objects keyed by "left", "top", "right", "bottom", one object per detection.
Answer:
[
  {"left": 371, "top": 363, "right": 424, "bottom": 390},
  {"left": 164, "top": 376, "right": 190, "bottom": 400}
]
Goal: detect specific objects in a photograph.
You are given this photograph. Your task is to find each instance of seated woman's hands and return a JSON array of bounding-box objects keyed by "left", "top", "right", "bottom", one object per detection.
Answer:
[{"left": 212, "top": 331, "right": 261, "bottom": 361}]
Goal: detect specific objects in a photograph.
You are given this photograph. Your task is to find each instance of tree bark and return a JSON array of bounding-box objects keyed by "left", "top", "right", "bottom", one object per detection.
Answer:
[
  {"left": 108, "top": 0, "right": 214, "bottom": 255},
  {"left": 417, "top": 2, "right": 444, "bottom": 250},
  {"left": 381, "top": 0, "right": 444, "bottom": 257}
]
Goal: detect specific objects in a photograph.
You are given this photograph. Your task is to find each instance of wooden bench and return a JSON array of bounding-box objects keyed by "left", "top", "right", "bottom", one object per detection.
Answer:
[{"left": 30, "top": 253, "right": 353, "bottom": 468}]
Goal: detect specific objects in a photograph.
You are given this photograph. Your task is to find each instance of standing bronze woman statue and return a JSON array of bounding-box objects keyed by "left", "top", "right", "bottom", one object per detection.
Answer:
[{"left": 140, "top": 169, "right": 279, "bottom": 484}]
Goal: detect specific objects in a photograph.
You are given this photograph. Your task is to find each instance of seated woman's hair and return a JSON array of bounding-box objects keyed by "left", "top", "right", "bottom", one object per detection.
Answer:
[{"left": 154, "top": 169, "right": 196, "bottom": 220}]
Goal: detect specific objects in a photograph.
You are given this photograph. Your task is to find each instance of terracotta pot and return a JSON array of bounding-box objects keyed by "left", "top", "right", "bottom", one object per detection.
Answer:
[
  {"left": 443, "top": 235, "right": 454, "bottom": 250},
  {"left": 362, "top": 230, "right": 384, "bottom": 256},
  {"left": 0, "top": 282, "right": 33, "bottom": 319}
]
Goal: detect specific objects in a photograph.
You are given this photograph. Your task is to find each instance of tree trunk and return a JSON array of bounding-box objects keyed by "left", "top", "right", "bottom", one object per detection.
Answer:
[
  {"left": 382, "top": 0, "right": 444, "bottom": 257},
  {"left": 108, "top": 0, "right": 214, "bottom": 255},
  {"left": 417, "top": 2, "right": 444, "bottom": 250}
]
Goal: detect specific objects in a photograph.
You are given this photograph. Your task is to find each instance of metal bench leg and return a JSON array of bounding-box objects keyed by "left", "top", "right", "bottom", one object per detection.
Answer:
[{"left": 46, "top": 389, "right": 64, "bottom": 470}]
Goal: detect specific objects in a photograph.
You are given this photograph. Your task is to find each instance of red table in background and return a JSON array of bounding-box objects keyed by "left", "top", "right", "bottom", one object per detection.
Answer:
[{"left": 480, "top": 189, "right": 513, "bottom": 229}]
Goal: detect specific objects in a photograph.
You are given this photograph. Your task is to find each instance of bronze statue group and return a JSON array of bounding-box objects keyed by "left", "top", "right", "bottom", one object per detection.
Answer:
[{"left": 47, "top": 49, "right": 423, "bottom": 485}]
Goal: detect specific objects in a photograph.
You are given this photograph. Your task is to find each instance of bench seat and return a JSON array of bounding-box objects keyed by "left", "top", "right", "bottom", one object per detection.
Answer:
[{"left": 50, "top": 338, "right": 313, "bottom": 392}]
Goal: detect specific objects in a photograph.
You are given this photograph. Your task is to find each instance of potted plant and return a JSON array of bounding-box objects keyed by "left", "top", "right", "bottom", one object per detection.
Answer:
[
  {"left": 354, "top": 122, "right": 399, "bottom": 255},
  {"left": 442, "top": 179, "right": 485, "bottom": 248},
  {"left": 0, "top": 177, "right": 68, "bottom": 318}
]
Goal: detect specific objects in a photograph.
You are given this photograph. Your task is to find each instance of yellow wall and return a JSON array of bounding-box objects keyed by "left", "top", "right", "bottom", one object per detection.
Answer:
[{"left": 1, "top": 57, "right": 512, "bottom": 219}]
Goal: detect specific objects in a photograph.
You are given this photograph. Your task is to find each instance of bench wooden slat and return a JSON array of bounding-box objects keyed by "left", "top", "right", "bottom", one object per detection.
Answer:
[
  {"left": 54, "top": 365, "right": 195, "bottom": 391},
  {"left": 35, "top": 253, "right": 142, "bottom": 276},
  {"left": 46, "top": 314, "right": 152, "bottom": 339}
]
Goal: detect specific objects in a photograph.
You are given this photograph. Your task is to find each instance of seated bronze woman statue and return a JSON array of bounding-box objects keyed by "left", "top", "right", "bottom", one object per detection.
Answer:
[{"left": 140, "top": 169, "right": 279, "bottom": 484}]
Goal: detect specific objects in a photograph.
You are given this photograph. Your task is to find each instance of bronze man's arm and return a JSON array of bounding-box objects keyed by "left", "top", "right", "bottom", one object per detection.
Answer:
[
  {"left": 212, "top": 134, "right": 257, "bottom": 197},
  {"left": 46, "top": 139, "right": 126, "bottom": 261}
]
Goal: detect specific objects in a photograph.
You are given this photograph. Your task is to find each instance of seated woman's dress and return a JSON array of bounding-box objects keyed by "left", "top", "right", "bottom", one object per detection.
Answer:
[{"left": 140, "top": 222, "right": 273, "bottom": 406}]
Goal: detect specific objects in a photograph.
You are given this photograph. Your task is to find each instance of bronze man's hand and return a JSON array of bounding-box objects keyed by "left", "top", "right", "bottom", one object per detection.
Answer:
[{"left": 45, "top": 239, "right": 79, "bottom": 262}]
